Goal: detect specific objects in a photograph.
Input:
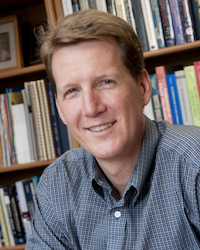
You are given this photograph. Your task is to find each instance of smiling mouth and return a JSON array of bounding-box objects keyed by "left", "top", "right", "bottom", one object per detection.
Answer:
[{"left": 88, "top": 122, "right": 115, "bottom": 132}]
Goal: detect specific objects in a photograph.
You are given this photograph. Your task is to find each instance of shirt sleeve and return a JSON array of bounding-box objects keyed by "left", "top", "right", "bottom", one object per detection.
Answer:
[{"left": 25, "top": 172, "right": 74, "bottom": 250}]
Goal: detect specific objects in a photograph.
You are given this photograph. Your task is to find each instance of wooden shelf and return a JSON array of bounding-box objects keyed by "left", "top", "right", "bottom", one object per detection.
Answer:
[
  {"left": 0, "top": 159, "right": 56, "bottom": 186},
  {"left": 0, "top": 244, "right": 25, "bottom": 250}
]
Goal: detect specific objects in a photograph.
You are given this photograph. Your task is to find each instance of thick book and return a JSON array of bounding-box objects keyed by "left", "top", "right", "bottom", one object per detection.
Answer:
[
  {"left": 72, "top": 0, "right": 80, "bottom": 12},
  {"left": 184, "top": 65, "right": 200, "bottom": 126},
  {"left": 150, "top": 74, "right": 163, "bottom": 121},
  {"left": 168, "top": 0, "right": 186, "bottom": 44},
  {"left": 79, "top": 0, "right": 89, "bottom": 10},
  {"left": 190, "top": 0, "right": 200, "bottom": 40},
  {"left": 15, "top": 181, "right": 32, "bottom": 242},
  {"left": 124, "top": 0, "right": 137, "bottom": 32},
  {"left": 114, "top": 0, "right": 127, "bottom": 22},
  {"left": 6, "top": 184, "right": 26, "bottom": 244},
  {"left": 11, "top": 103, "right": 32, "bottom": 164},
  {"left": 158, "top": 0, "right": 175, "bottom": 46},
  {"left": 149, "top": 0, "right": 166, "bottom": 48},
  {"left": 155, "top": 66, "right": 173, "bottom": 124},
  {"left": 140, "top": 0, "right": 159, "bottom": 50},
  {"left": 131, "top": 0, "right": 149, "bottom": 51},
  {"left": 106, "top": 0, "right": 116, "bottom": 15},
  {"left": 194, "top": 61, "right": 200, "bottom": 98},
  {"left": 178, "top": 0, "right": 196, "bottom": 42},
  {"left": 96, "top": 0, "right": 107, "bottom": 12},
  {"left": 174, "top": 70, "right": 193, "bottom": 125},
  {"left": 166, "top": 73, "right": 183, "bottom": 124},
  {"left": 61, "top": 0, "right": 73, "bottom": 16}
]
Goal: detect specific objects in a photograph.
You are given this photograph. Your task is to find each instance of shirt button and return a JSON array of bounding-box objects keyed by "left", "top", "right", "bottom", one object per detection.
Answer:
[{"left": 114, "top": 211, "right": 121, "bottom": 218}]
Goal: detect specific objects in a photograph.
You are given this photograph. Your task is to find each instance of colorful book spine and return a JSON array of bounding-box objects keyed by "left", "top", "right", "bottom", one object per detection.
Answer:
[
  {"left": 177, "top": 0, "right": 196, "bottom": 42},
  {"left": 174, "top": 70, "right": 193, "bottom": 125},
  {"left": 166, "top": 73, "right": 183, "bottom": 124},
  {"left": 140, "top": 0, "right": 159, "bottom": 50},
  {"left": 150, "top": 74, "right": 163, "bottom": 121},
  {"left": 149, "top": 0, "right": 166, "bottom": 48},
  {"left": 158, "top": 0, "right": 175, "bottom": 46},
  {"left": 184, "top": 65, "right": 200, "bottom": 126},
  {"left": 155, "top": 66, "right": 173, "bottom": 124},
  {"left": 194, "top": 61, "right": 200, "bottom": 98},
  {"left": 168, "top": 0, "right": 186, "bottom": 44},
  {"left": 190, "top": 0, "right": 200, "bottom": 40}
]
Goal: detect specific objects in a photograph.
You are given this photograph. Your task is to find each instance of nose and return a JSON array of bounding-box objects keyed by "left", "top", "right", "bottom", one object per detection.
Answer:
[{"left": 81, "top": 90, "right": 106, "bottom": 117}]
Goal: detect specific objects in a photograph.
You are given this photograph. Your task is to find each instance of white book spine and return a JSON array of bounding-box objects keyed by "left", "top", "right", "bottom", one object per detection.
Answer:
[
  {"left": 140, "top": 0, "right": 158, "bottom": 50},
  {"left": 61, "top": 0, "right": 73, "bottom": 16},
  {"left": 175, "top": 70, "right": 193, "bottom": 125},
  {"left": 143, "top": 98, "right": 155, "bottom": 120},
  {"left": 79, "top": 0, "right": 89, "bottom": 10},
  {"left": 96, "top": 0, "right": 107, "bottom": 12},
  {"left": 114, "top": 0, "right": 127, "bottom": 21}
]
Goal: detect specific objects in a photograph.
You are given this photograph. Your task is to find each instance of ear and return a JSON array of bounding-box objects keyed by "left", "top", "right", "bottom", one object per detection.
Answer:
[
  {"left": 55, "top": 98, "right": 67, "bottom": 125},
  {"left": 139, "top": 68, "right": 152, "bottom": 107}
]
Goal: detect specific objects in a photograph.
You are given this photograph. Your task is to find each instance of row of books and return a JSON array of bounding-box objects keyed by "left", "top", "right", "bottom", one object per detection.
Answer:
[
  {"left": 144, "top": 61, "right": 200, "bottom": 126},
  {"left": 60, "top": 0, "right": 200, "bottom": 52},
  {"left": 0, "top": 176, "right": 40, "bottom": 247},
  {"left": 0, "top": 79, "right": 72, "bottom": 167}
]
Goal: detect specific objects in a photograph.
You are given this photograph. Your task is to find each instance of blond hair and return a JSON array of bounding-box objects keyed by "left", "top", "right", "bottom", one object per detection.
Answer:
[{"left": 40, "top": 9, "right": 144, "bottom": 95}]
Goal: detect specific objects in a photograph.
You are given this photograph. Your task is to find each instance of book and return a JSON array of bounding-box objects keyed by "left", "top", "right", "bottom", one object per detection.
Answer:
[
  {"left": 124, "top": 0, "right": 137, "bottom": 32},
  {"left": 177, "top": 0, "right": 196, "bottom": 42},
  {"left": 72, "top": 0, "right": 80, "bottom": 12},
  {"left": 184, "top": 65, "right": 200, "bottom": 126},
  {"left": 79, "top": 0, "right": 89, "bottom": 10},
  {"left": 143, "top": 99, "right": 155, "bottom": 120},
  {"left": 12, "top": 103, "right": 32, "bottom": 164},
  {"left": 0, "top": 221, "right": 5, "bottom": 246},
  {"left": 114, "top": 0, "right": 127, "bottom": 22},
  {"left": 15, "top": 181, "right": 32, "bottom": 241},
  {"left": 149, "top": 0, "right": 166, "bottom": 48},
  {"left": 166, "top": 73, "right": 183, "bottom": 124},
  {"left": 174, "top": 70, "right": 193, "bottom": 125},
  {"left": 155, "top": 66, "right": 173, "bottom": 124},
  {"left": 0, "top": 188, "right": 15, "bottom": 246},
  {"left": 106, "top": 0, "right": 116, "bottom": 15},
  {"left": 194, "top": 61, "right": 200, "bottom": 98},
  {"left": 88, "top": 0, "right": 97, "bottom": 9},
  {"left": 168, "top": 0, "right": 186, "bottom": 44},
  {"left": 190, "top": 0, "right": 200, "bottom": 40},
  {"left": 0, "top": 190, "right": 9, "bottom": 246},
  {"left": 131, "top": 0, "right": 149, "bottom": 51},
  {"left": 158, "top": 0, "right": 175, "bottom": 46},
  {"left": 150, "top": 74, "right": 163, "bottom": 121},
  {"left": 23, "top": 180, "right": 35, "bottom": 222},
  {"left": 28, "top": 81, "right": 48, "bottom": 161},
  {"left": 96, "top": 0, "right": 107, "bottom": 12},
  {"left": 61, "top": 0, "right": 73, "bottom": 16},
  {"left": 140, "top": 0, "right": 158, "bottom": 50}
]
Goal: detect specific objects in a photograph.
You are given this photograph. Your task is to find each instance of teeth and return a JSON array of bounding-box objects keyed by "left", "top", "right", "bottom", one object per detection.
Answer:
[{"left": 89, "top": 123, "right": 113, "bottom": 132}]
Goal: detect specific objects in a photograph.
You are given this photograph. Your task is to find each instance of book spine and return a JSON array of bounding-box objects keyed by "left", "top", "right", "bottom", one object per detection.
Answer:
[
  {"left": 0, "top": 222, "right": 5, "bottom": 246},
  {"left": 143, "top": 99, "right": 155, "bottom": 120},
  {"left": 23, "top": 181, "right": 35, "bottom": 222},
  {"left": 131, "top": 0, "right": 149, "bottom": 51},
  {"left": 190, "top": 0, "right": 200, "bottom": 40},
  {"left": 158, "top": 0, "right": 175, "bottom": 46},
  {"left": 150, "top": 74, "right": 163, "bottom": 121},
  {"left": 149, "top": 0, "right": 166, "bottom": 48},
  {"left": 168, "top": 0, "right": 186, "bottom": 44},
  {"left": 155, "top": 66, "right": 173, "bottom": 124},
  {"left": 0, "top": 189, "right": 9, "bottom": 246},
  {"left": 174, "top": 70, "right": 193, "bottom": 125},
  {"left": 114, "top": 0, "right": 127, "bottom": 21},
  {"left": 79, "top": 0, "right": 89, "bottom": 10},
  {"left": 96, "top": 0, "right": 107, "bottom": 12},
  {"left": 88, "top": 0, "right": 97, "bottom": 9},
  {"left": 61, "top": 0, "right": 73, "bottom": 16},
  {"left": 124, "top": 0, "right": 136, "bottom": 32},
  {"left": 106, "top": 0, "right": 116, "bottom": 15},
  {"left": 140, "top": 0, "right": 159, "bottom": 50},
  {"left": 177, "top": 0, "right": 196, "bottom": 42},
  {"left": 194, "top": 61, "right": 200, "bottom": 97},
  {"left": 166, "top": 73, "right": 183, "bottom": 124},
  {"left": 184, "top": 65, "right": 200, "bottom": 126},
  {"left": 71, "top": 0, "right": 80, "bottom": 12}
]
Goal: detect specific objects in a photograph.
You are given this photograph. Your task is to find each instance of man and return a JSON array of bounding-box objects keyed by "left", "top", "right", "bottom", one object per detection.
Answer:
[{"left": 26, "top": 9, "right": 200, "bottom": 249}]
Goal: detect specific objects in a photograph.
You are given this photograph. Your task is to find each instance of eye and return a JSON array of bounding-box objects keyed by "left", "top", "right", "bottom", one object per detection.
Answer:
[
  {"left": 103, "top": 80, "right": 111, "bottom": 84},
  {"left": 67, "top": 88, "right": 77, "bottom": 94}
]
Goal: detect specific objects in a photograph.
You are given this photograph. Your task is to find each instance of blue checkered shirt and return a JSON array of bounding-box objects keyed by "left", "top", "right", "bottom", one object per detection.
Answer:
[{"left": 25, "top": 117, "right": 200, "bottom": 249}]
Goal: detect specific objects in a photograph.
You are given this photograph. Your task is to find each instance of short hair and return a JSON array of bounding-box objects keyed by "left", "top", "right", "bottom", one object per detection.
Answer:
[{"left": 40, "top": 9, "right": 144, "bottom": 95}]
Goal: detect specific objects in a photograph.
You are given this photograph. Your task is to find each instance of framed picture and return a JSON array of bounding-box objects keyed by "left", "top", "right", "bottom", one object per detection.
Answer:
[{"left": 0, "top": 15, "right": 23, "bottom": 71}]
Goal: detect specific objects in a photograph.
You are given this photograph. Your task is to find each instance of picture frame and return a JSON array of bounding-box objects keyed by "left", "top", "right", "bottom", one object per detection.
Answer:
[{"left": 0, "top": 15, "right": 23, "bottom": 71}]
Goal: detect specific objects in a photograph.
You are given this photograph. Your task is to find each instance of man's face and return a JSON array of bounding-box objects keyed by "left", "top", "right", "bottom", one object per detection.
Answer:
[{"left": 52, "top": 38, "right": 151, "bottom": 164}]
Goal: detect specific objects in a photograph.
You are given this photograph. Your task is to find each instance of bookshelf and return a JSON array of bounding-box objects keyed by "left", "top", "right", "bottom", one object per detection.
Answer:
[{"left": 0, "top": 0, "right": 200, "bottom": 249}]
